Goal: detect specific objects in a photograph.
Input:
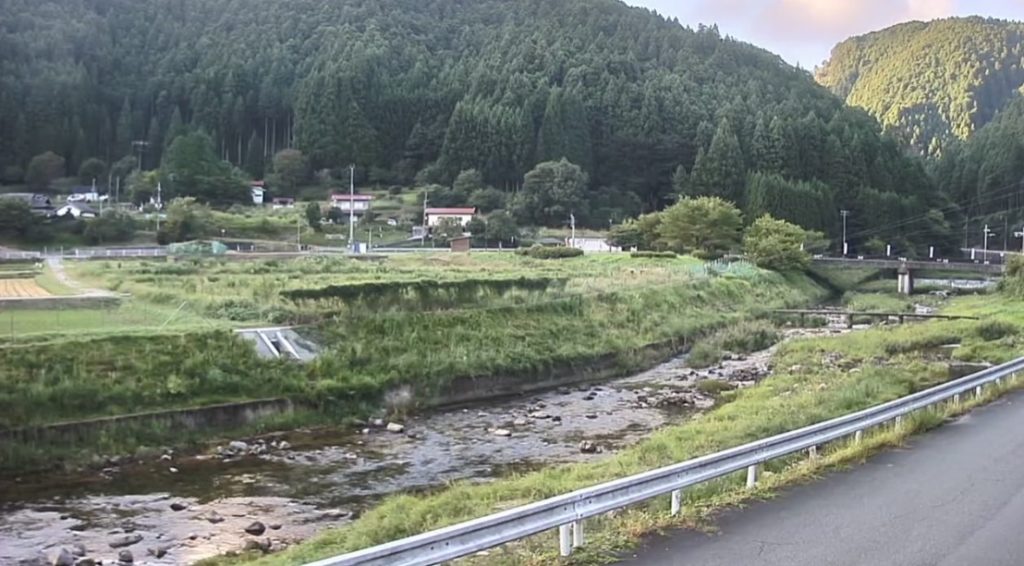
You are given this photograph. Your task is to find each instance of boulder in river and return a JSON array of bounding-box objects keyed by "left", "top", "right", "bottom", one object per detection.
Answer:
[
  {"left": 228, "top": 440, "right": 249, "bottom": 452},
  {"left": 245, "top": 521, "right": 267, "bottom": 536},
  {"left": 492, "top": 429, "right": 512, "bottom": 437},
  {"left": 108, "top": 534, "right": 143, "bottom": 549},
  {"left": 53, "top": 548, "right": 75, "bottom": 566},
  {"left": 117, "top": 549, "right": 133, "bottom": 564},
  {"left": 386, "top": 422, "right": 405, "bottom": 433},
  {"left": 71, "top": 544, "right": 86, "bottom": 558},
  {"left": 512, "top": 418, "right": 528, "bottom": 427},
  {"left": 170, "top": 502, "right": 188, "bottom": 511},
  {"left": 74, "top": 559, "right": 95, "bottom": 566},
  {"left": 578, "top": 441, "right": 599, "bottom": 454}
]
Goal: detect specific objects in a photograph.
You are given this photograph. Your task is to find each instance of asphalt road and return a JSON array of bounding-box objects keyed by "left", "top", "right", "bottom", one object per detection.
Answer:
[{"left": 620, "top": 390, "right": 1024, "bottom": 566}]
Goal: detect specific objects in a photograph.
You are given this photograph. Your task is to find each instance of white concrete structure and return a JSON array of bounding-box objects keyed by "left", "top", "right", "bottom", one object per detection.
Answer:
[
  {"left": 56, "top": 202, "right": 97, "bottom": 219},
  {"left": 250, "top": 182, "right": 266, "bottom": 205},
  {"left": 425, "top": 207, "right": 476, "bottom": 227},
  {"left": 569, "top": 237, "right": 621, "bottom": 253},
  {"left": 330, "top": 193, "right": 373, "bottom": 214}
]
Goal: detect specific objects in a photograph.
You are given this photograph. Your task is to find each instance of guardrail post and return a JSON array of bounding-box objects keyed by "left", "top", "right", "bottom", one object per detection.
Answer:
[
  {"left": 808, "top": 445, "right": 818, "bottom": 460},
  {"left": 975, "top": 385, "right": 984, "bottom": 398},
  {"left": 559, "top": 524, "right": 572, "bottom": 556},
  {"left": 894, "top": 415, "right": 903, "bottom": 429},
  {"left": 670, "top": 489, "right": 682, "bottom": 516},
  {"left": 854, "top": 430, "right": 863, "bottom": 444},
  {"left": 746, "top": 464, "right": 759, "bottom": 488},
  {"left": 572, "top": 520, "right": 584, "bottom": 548},
  {"left": 953, "top": 393, "right": 961, "bottom": 406}
]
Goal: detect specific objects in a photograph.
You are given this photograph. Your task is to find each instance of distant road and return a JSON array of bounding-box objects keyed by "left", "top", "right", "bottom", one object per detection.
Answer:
[{"left": 619, "top": 390, "right": 1024, "bottom": 566}]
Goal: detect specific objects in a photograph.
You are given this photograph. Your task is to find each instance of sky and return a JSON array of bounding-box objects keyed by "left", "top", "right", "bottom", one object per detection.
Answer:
[{"left": 626, "top": 0, "right": 1024, "bottom": 69}]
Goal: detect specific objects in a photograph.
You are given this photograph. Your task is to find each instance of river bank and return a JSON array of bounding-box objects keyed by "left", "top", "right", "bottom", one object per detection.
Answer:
[{"left": 0, "top": 324, "right": 844, "bottom": 565}]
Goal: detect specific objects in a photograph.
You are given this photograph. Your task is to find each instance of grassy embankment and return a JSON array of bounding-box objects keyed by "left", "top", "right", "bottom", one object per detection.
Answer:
[
  {"left": 227, "top": 286, "right": 1024, "bottom": 566},
  {"left": 0, "top": 254, "right": 823, "bottom": 473}
]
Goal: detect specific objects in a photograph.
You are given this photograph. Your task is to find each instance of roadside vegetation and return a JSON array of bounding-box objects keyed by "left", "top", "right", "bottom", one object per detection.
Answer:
[{"left": 226, "top": 288, "right": 1019, "bottom": 566}]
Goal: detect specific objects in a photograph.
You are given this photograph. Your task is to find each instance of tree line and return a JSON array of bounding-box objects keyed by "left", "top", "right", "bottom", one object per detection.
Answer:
[{"left": 0, "top": 0, "right": 955, "bottom": 248}]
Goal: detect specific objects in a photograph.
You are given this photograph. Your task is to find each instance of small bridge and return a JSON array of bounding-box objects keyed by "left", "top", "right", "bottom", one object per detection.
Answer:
[
  {"left": 811, "top": 257, "right": 1004, "bottom": 294},
  {"left": 773, "top": 309, "right": 979, "bottom": 328}
]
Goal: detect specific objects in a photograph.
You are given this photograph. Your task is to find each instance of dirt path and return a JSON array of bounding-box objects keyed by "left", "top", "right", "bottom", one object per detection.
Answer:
[{"left": 45, "top": 258, "right": 115, "bottom": 297}]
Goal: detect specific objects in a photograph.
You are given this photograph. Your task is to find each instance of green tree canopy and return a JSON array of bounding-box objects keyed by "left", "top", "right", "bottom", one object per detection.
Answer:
[
  {"left": 513, "top": 159, "right": 588, "bottom": 227},
  {"left": 270, "top": 149, "right": 310, "bottom": 195},
  {"left": 743, "top": 215, "right": 811, "bottom": 271},
  {"left": 657, "top": 196, "right": 743, "bottom": 258},
  {"left": 78, "top": 158, "right": 107, "bottom": 184},
  {"left": 26, "top": 152, "right": 66, "bottom": 190},
  {"left": 162, "top": 132, "right": 246, "bottom": 206}
]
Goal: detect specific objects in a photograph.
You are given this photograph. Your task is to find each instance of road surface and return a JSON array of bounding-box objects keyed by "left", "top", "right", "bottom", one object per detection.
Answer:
[{"left": 620, "top": 390, "right": 1024, "bottom": 566}]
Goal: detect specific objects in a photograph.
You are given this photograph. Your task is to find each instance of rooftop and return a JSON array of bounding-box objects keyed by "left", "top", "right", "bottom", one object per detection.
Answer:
[{"left": 425, "top": 207, "right": 477, "bottom": 215}]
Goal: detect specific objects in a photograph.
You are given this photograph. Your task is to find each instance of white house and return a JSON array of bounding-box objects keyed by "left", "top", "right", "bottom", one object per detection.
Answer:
[
  {"left": 68, "top": 186, "right": 101, "bottom": 203},
  {"left": 330, "top": 193, "right": 373, "bottom": 215},
  {"left": 250, "top": 181, "right": 266, "bottom": 205},
  {"left": 425, "top": 207, "right": 476, "bottom": 227},
  {"left": 56, "top": 202, "right": 97, "bottom": 219}
]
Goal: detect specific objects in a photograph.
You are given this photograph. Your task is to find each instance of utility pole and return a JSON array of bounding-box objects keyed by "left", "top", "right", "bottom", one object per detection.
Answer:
[
  {"left": 296, "top": 214, "right": 302, "bottom": 251},
  {"left": 348, "top": 164, "right": 356, "bottom": 252},
  {"left": 983, "top": 224, "right": 994, "bottom": 261},
  {"left": 1015, "top": 228, "right": 1024, "bottom": 254},
  {"left": 570, "top": 211, "right": 576, "bottom": 248},
  {"left": 421, "top": 189, "right": 429, "bottom": 246},
  {"left": 132, "top": 140, "right": 149, "bottom": 171},
  {"left": 155, "top": 182, "right": 163, "bottom": 233},
  {"left": 840, "top": 210, "right": 850, "bottom": 256}
]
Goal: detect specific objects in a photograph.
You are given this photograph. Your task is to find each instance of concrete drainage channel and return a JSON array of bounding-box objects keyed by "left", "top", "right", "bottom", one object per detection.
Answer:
[{"left": 236, "top": 327, "right": 320, "bottom": 361}]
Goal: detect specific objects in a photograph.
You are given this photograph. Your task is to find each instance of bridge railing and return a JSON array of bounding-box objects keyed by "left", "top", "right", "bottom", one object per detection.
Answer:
[{"left": 304, "top": 355, "right": 1024, "bottom": 566}]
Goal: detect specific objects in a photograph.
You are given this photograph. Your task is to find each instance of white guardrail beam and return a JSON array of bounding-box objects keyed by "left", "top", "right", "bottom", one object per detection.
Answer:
[{"left": 307, "top": 355, "right": 1024, "bottom": 566}]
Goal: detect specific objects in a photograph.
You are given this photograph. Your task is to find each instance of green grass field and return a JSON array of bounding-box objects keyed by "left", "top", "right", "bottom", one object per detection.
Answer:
[{"left": 224, "top": 289, "right": 1018, "bottom": 566}]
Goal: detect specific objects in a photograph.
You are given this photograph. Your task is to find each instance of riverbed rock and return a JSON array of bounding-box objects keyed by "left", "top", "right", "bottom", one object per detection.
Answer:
[
  {"left": 584, "top": 413, "right": 598, "bottom": 419},
  {"left": 204, "top": 511, "right": 225, "bottom": 524},
  {"left": 170, "top": 502, "right": 188, "bottom": 511},
  {"left": 244, "top": 538, "right": 273, "bottom": 553},
  {"left": 74, "top": 559, "right": 95, "bottom": 566},
  {"left": 70, "top": 544, "right": 86, "bottom": 558},
  {"left": 53, "top": 548, "right": 75, "bottom": 566},
  {"left": 386, "top": 422, "right": 405, "bottom": 433},
  {"left": 117, "top": 549, "right": 134, "bottom": 563},
  {"left": 228, "top": 440, "right": 249, "bottom": 452},
  {"left": 512, "top": 418, "right": 528, "bottom": 427},
  {"left": 148, "top": 545, "right": 171, "bottom": 559},
  {"left": 277, "top": 441, "right": 291, "bottom": 450},
  {"left": 370, "top": 418, "right": 385, "bottom": 428},
  {"left": 245, "top": 521, "right": 267, "bottom": 536},
  {"left": 268, "top": 523, "right": 282, "bottom": 530},
  {"left": 492, "top": 428, "right": 512, "bottom": 437},
  {"left": 108, "top": 534, "right": 143, "bottom": 549},
  {"left": 578, "top": 441, "right": 599, "bottom": 454},
  {"left": 528, "top": 411, "right": 550, "bottom": 419}
]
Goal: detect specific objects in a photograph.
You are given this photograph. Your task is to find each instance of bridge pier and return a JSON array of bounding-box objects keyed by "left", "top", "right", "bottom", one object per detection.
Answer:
[{"left": 897, "top": 265, "right": 914, "bottom": 295}]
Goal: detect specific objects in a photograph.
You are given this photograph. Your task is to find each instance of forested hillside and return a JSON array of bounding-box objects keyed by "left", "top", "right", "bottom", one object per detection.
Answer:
[
  {"left": 935, "top": 97, "right": 1024, "bottom": 242},
  {"left": 0, "top": 0, "right": 948, "bottom": 243},
  {"left": 817, "top": 17, "right": 1024, "bottom": 156}
]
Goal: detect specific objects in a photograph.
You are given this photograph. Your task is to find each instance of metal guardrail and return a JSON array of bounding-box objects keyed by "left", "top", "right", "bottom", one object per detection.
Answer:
[
  {"left": 307, "top": 355, "right": 1024, "bottom": 566},
  {"left": 0, "top": 248, "right": 166, "bottom": 260}
]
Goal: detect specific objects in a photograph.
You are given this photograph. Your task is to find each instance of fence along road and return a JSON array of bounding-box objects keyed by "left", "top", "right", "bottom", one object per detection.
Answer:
[{"left": 305, "top": 355, "right": 1024, "bottom": 566}]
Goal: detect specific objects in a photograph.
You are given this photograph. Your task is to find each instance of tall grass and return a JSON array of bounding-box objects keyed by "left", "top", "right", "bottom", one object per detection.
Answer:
[
  {"left": 230, "top": 300, "right": 1013, "bottom": 566},
  {"left": 687, "top": 320, "right": 781, "bottom": 368}
]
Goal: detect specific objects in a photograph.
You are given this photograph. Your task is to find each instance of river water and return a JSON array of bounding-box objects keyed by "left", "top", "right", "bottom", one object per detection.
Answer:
[{"left": 0, "top": 328, "right": 843, "bottom": 565}]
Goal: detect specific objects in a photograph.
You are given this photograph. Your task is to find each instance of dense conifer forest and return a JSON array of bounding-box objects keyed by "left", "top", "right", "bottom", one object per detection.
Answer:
[{"left": 1, "top": 0, "right": 950, "bottom": 242}]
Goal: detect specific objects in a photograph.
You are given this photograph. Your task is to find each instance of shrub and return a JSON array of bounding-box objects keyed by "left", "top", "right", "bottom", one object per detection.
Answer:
[
  {"left": 630, "top": 251, "right": 677, "bottom": 259},
  {"left": 687, "top": 320, "right": 780, "bottom": 368},
  {"left": 695, "top": 379, "right": 737, "bottom": 396},
  {"left": 515, "top": 246, "right": 584, "bottom": 259},
  {"left": 975, "top": 320, "right": 1018, "bottom": 342}
]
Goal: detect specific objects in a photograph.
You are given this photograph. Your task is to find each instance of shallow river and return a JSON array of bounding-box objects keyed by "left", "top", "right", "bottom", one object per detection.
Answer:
[{"left": 0, "top": 328, "right": 841, "bottom": 565}]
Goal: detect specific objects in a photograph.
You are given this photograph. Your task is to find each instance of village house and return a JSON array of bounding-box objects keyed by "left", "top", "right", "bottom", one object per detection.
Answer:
[
  {"left": 424, "top": 207, "right": 476, "bottom": 227},
  {"left": 329, "top": 193, "right": 373, "bottom": 217}
]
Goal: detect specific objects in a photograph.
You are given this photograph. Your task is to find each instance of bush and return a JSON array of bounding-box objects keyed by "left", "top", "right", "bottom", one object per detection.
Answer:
[
  {"left": 975, "top": 320, "right": 1018, "bottom": 342},
  {"left": 515, "top": 246, "right": 584, "bottom": 259},
  {"left": 630, "top": 251, "right": 677, "bottom": 259},
  {"left": 695, "top": 379, "right": 737, "bottom": 396},
  {"left": 687, "top": 320, "right": 780, "bottom": 368}
]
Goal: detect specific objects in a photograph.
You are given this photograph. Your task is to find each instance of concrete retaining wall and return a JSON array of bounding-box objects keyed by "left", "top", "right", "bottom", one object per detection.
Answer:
[{"left": 0, "top": 398, "right": 294, "bottom": 445}]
